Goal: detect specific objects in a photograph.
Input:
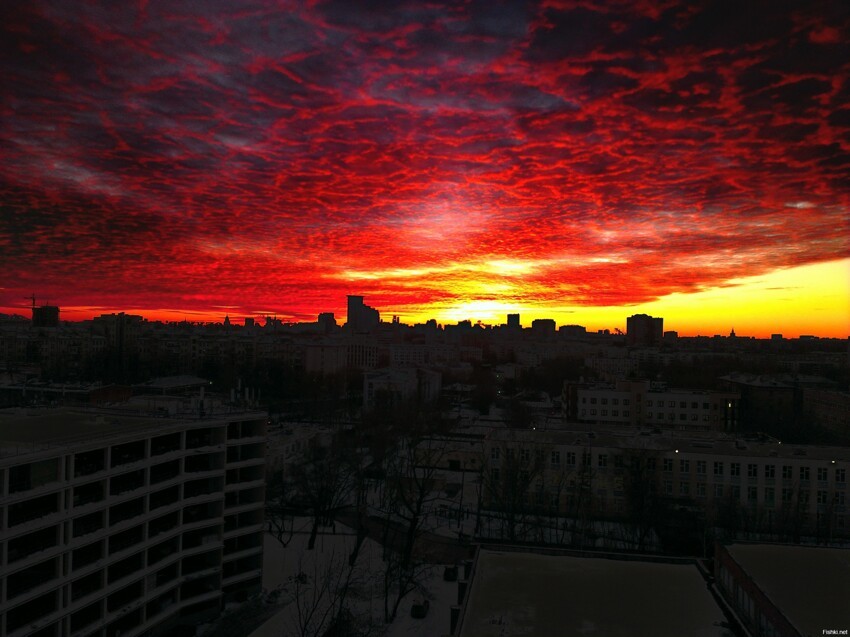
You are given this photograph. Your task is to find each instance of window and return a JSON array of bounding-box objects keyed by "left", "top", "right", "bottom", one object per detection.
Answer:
[
  {"left": 582, "top": 452, "right": 591, "bottom": 466},
  {"left": 680, "top": 401, "right": 687, "bottom": 409},
  {"left": 590, "top": 409, "right": 597, "bottom": 416},
  {"left": 714, "top": 462, "right": 724, "bottom": 476},
  {"left": 783, "top": 466, "right": 793, "bottom": 480},
  {"left": 646, "top": 400, "right": 653, "bottom": 407},
  {"left": 680, "top": 482, "right": 689, "bottom": 496},
  {"left": 490, "top": 468, "right": 500, "bottom": 482},
  {"left": 664, "top": 481, "right": 673, "bottom": 495},
  {"left": 668, "top": 401, "right": 675, "bottom": 407},
  {"left": 731, "top": 463, "right": 740, "bottom": 477},
  {"left": 697, "top": 483, "right": 706, "bottom": 497},
  {"left": 566, "top": 452, "right": 576, "bottom": 466},
  {"left": 782, "top": 488, "right": 793, "bottom": 503},
  {"left": 551, "top": 451, "right": 560, "bottom": 467},
  {"left": 491, "top": 447, "right": 500, "bottom": 460},
  {"left": 817, "top": 468, "right": 828, "bottom": 482},
  {"left": 601, "top": 398, "right": 608, "bottom": 405},
  {"left": 714, "top": 484, "right": 724, "bottom": 498},
  {"left": 590, "top": 398, "right": 597, "bottom": 404},
  {"left": 623, "top": 410, "right": 630, "bottom": 417},
  {"left": 837, "top": 469, "right": 846, "bottom": 483},
  {"left": 731, "top": 486, "right": 741, "bottom": 500},
  {"left": 800, "top": 467, "right": 810, "bottom": 481},
  {"left": 612, "top": 410, "right": 619, "bottom": 416},
  {"left": 520, "top": 449, "right": 530, "bottom": 462},
  {"left": 614, "top": 455, "right": 624, "bottom": 469},
  {"left": 680, "top": 460, "right": 690, "bottom": 473},
  {"left": 697, "top": 461, "right": 706, "bottom": 475},
  {"left": 835, "top": 492, "right": 845, "bottom": 505},
  {"left": 612, "top": 398, "right": 619, "bottom": 405},
  {"left": 703, "top": 402, "right": 709, "bottom": 409},
  {"left": 623, "top": 399, "right": 630, "bottom": 406},
  {"left": 663, "top": 459, "right": 673, "bottom": 472},
  {"left": 598, "top": 455, "right": 607, "bottom": 468},
  {"left": 817, "top": 490, "right": 828, "bottom": 505},
  {"left": 765, "top": 465, "right": 775, "bottom": 479},
  {"left": 748, "top": 486, "right": 758, "bottom": 502},
  {"left": 765, "top": 487, "right": 775, "bottom": 505},
  {"left": 601, "top": 410, "right": 608, "bottom": 416},
  {"left": 748, "top": 464, "right": 758, "bottom": 478}
]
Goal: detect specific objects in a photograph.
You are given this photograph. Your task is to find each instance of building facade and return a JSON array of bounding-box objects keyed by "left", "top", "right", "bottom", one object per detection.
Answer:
[{"left": 0, "top": 408, "right": 266, "bottom": 637}]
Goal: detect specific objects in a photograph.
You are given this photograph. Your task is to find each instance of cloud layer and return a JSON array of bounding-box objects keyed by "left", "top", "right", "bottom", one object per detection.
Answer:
[{"left": 1, "top": 0, "right": 848, "bottom": 323}]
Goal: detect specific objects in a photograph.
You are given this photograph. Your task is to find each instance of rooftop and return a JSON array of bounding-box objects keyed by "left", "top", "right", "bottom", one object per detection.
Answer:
[
  {"left": 725, "top": 543, "right": 850, "bottom": 635},
  {"left": 0, "top": 406, "right": 263, "bottom": 458},
  {"left": 457, "top": 549, "right": 733, "bottom": 637}
]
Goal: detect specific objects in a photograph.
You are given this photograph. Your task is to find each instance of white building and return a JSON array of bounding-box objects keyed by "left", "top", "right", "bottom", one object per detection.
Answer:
[{"left": 0, "top": 407, "right": 267, "bottom": 637}]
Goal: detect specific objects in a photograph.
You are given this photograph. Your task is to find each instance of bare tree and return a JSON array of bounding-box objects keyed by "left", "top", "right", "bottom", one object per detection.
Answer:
[
  {"left": 265, "top": 470, "right": 296, "bottom": 548},
  {"left": 481, "top": 443, "right": 544, "bottom": 542},
  {"left": 377, "top": 434, "right": 444, "bottom": 623},
  {"left": 283, "top": 547, "right": 382, "bottom": 637},
  {"left": 294, "top": 441, "right": 355, "bottom": 550}
]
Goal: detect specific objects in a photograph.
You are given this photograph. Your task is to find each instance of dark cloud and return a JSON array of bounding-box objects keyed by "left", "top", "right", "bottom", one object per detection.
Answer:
[{"left": 0, "top": 0, "right": 848, "bottom": 319}]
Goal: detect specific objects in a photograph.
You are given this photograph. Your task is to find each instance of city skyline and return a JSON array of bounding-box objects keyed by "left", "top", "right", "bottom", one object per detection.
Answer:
[{"left": 2, "top": 2, "right": 849, "bottom": 337}]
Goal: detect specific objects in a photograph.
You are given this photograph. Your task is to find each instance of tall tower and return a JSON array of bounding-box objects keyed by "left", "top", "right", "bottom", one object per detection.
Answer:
[{"left": 626, "top": 314, "right": 663, "bottom": 346}]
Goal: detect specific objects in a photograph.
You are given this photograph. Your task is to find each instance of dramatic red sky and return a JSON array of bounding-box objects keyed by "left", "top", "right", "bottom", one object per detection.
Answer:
[{"left": 1, "top": 1, "right": 848, "bottom": 336}]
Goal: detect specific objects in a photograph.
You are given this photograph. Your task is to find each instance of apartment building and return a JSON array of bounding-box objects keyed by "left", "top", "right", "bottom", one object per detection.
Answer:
[
  {"left": 0, "top": 407, "right": 266, "bottom": 637},
  {"left": 482, "top": 427, "right": 849, "bottom": 539},
  {"left": 564, "top": 380, "right": 739, "bottom": 432}
]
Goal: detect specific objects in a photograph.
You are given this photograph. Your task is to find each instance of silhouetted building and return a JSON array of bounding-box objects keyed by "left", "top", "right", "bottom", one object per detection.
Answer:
[
  {"left": 346, "top": 295, "right": 379, "bottom": 333},
  {"left": 317, "top": 312, "right": 336, "bottom": 333},
  {"left": 32, "top": 305, "right": 59, "bottom": 328},
  {"left": 507, "top": 314, "right": 521, "bottom": 330},
  {"left": 626, "top": 313, "right": 663, "bottom": 346},
  {"left": 531, "top": 318, "right": 556, "bottom": 338},
  {"left": 559, "top": 324, "right": 587, "bottom": 339}
]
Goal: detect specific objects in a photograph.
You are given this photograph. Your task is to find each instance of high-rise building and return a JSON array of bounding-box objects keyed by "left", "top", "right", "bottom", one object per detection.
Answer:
[
  {"left": 506, "top": 314, "right": 520, "bottom": 330},
  {"left": 32, "top": 305, "right": 60, "bottom": 328},
  {"left": 0, "top": 408, "right": 267, "bottom": 637},
  {"left": 346, "top": 296, "right": 380, "bottom": 333},
  {"left": 626, "top": 313, "right": 663, "bottom": 346}
]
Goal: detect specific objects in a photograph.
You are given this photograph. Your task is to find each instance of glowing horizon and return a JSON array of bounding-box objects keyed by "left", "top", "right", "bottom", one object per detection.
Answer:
[
  {"left": 5, "top": 258, "right": 847, "bottom": 339},
  {"left": 1, "top": 2, "right": 848, "bottom": 337}
]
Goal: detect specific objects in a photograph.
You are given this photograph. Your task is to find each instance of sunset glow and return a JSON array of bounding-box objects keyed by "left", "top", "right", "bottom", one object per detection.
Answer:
[{"left": 1, "top": 2, "right": 848, "bottom": 336}]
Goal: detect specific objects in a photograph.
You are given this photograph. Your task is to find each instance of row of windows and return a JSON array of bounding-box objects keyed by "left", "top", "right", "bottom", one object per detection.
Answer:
[
  {"left": 581, "top": 397, "right": 631, "bottom": 405},
  {"left": 489, "top": 448, "right": 847, "bottom": 484},
  {"left": 579, "top": 398, "right": 726, "bottom": 409},
  {"left": 581, "top": 409, "right": 631, "bottom": 417},
  {"left": 647, "top": 400, "right": 720, "bottom": 409},
  {"left": 663, "top": 481, "right": 846, "bottom": 506}
]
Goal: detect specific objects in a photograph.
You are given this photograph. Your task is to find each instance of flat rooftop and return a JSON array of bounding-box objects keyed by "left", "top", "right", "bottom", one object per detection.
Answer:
[
  {"left": 0, "top": 407, "right": 263, "bottom": 457},
  {"left": 725, "top": 543, "right": 850, "bottom": 635},
  {"left": 458, "top": 549, "right": 734, "bottom": 637}
]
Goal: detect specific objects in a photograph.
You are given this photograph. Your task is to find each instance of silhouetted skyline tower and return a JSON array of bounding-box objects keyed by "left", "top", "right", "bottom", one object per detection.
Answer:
[
  {"left": 626, "top": 313, "right": 663, "bottom": 346},
  {"left": 346, "top": 295, "right": 380, "bottom": 332},
  {"left": 32, "top": 304, "right": 60, "bottom": 328},
  {"left": 507, "top": 313, "right": 520, "bottom": 330}
]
